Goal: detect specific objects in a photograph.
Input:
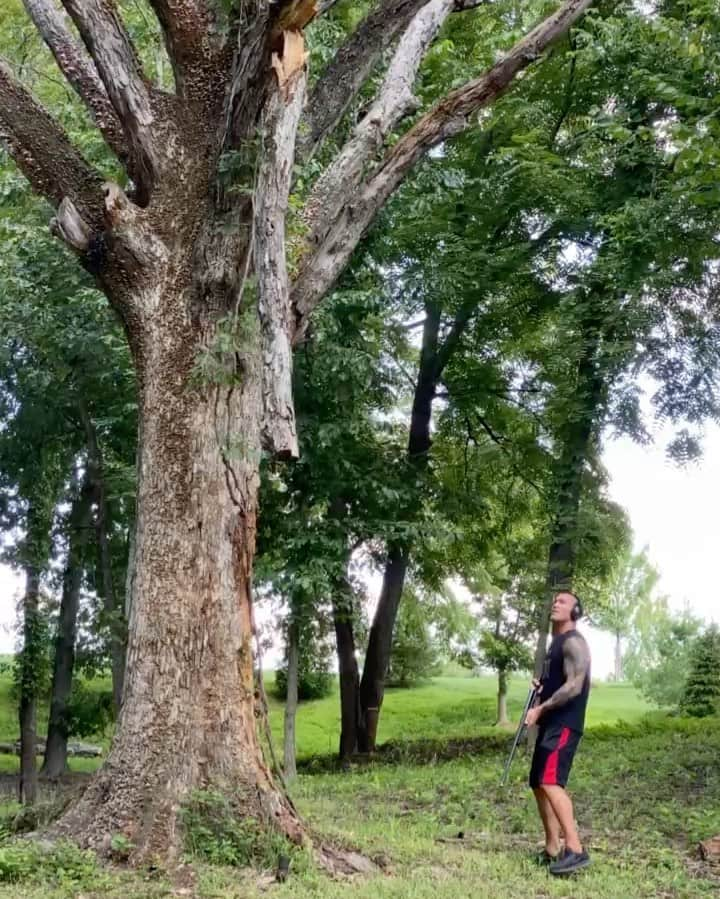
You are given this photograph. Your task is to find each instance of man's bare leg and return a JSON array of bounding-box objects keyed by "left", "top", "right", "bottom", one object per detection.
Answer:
[
  {"left": 539, "top": 785, "right": 582, "bottom": 853},
  {"left": 533, "top": 787, "right": 563, "bottom": 856}
]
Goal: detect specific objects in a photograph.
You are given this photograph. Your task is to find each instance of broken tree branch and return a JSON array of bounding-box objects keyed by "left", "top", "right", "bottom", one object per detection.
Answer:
[
  {"left": 61, "top": 0, "right": 160, "bottom": 201},
  {"left": 291, "top": 0, "right": 595, "bottom": 340},
  {"left": 299, "top": 0, "right": 429, "bottom": 160},
  {"left": 21, "top": 0, "right": 127, "bottom": 163},
  {"left": 302, "top": 0, "right": 455, "bottom": 246},
  {"left": 254, "top": 33, "right": 308, "bottom": 459},
  {"left": 0, "top": 58, "right": 103, "bottom": 223}
]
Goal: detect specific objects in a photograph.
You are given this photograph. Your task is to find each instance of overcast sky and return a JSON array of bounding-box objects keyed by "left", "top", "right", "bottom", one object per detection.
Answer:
[{"left": 1, "top": 419, "right": 718, "bottom": 677}]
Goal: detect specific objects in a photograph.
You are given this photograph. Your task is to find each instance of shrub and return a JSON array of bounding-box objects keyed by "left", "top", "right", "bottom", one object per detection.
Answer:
[
  {"left": 180, "top": 790, "right": 291, "bottom": 867},
  {"left": 65, "top": 682, "right": 114, "bottom": 737}
]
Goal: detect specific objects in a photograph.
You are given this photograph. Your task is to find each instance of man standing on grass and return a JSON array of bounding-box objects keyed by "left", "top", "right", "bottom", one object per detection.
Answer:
[{"left": 524, "top": 589, "right": 592, "bottom": 876}]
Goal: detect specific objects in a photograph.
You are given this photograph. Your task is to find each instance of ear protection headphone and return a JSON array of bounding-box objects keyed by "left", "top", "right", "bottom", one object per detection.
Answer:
[{"left": 571, "top": 594, "right": 584, "bottom": 621}]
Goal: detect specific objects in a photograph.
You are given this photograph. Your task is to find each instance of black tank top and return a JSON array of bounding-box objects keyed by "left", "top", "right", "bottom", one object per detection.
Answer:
[{"left": 539, "top": 629, "right": 590, "bottom": 733}]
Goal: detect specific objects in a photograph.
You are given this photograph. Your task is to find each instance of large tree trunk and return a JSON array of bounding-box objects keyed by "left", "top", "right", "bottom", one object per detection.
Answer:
[
  {"left": 358, "top": 303, "right": 440, "bottom": 752},
  {"left": 56, "top": 308, "right": 302, "bottom": 860},
  {"left": 42, "top": 476, "right": 95, "bottom": 779},
  {"left": 331, "top": 573, "right": 362, "bottom": 760},
  {"left": 496, "top": 668, "right": 509, "bottom": 726},
  {"left": 283, "top": 620, "right": 299, "bottom": 781}
]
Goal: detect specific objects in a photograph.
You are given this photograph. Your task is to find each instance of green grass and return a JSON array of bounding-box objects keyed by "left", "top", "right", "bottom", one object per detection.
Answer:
[
  {"left": 0, "top": 666, "right": 717, "bottom": 898},
  {"left": 0, "top": 666, "right": 652, "bottom": 771},
  {"left": 264, "top": 673, "right": 653, "bottom": 760}
]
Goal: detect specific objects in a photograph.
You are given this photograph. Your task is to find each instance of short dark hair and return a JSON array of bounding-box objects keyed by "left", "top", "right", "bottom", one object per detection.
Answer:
[{"left": 554, "top": 589, "right": 583, "bottom": 621}]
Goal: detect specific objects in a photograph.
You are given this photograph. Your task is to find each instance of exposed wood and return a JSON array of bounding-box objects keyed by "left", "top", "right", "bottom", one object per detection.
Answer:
[
  {"left": 271, "top": 31, "right": 309, "bottom": 88},
  {"left": 291, "top": 0, "right": 596, "bottom": 338},
  {"left": 255, "top": 41, "right": 307, "bottom": 458},
  {"left": 0, "top": 59, "right": 103, "bottom": 222},
  {"left": 21, "top": 0, "right": 127, "bottom": 162},
  {"left": 50, "top": 198, "right": 93, "bottom": 253},
  {"left": 274, "top": 0, "right": 319, "bottom": 34}
]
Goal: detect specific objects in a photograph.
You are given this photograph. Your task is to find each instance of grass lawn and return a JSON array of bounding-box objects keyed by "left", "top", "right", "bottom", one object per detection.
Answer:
[
  {"left": 264, "top": 673, "right": 653, "bottom": 761},
  {"left": 0, "top": 667, "right": 717, "bottom": 897}
]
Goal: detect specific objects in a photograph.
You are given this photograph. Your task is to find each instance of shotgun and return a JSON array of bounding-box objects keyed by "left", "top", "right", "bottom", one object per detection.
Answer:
[{"left": 500, "top": 684, "right": 537, "bottom": 786}]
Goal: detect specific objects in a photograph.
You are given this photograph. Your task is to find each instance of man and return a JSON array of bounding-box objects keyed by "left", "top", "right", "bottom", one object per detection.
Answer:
[{"left": 525, "top": 589, "right": 591, "bottom": 876}]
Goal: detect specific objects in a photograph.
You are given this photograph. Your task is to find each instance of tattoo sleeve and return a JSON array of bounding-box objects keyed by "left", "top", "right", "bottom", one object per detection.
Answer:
[{"left": 540, "top": 636, "right": 590, "bottom": 713}]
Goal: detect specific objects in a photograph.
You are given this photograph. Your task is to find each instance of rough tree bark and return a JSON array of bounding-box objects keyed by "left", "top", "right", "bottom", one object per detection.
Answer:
[
  {"left": 0, "top": 0, "right": 597, "bottom": 862},
  {"left": 42, "top": 475, "right": 95, "bottom": 780},
  {"left": 283, "top": 619, "right": 300, "bottom": 781}
]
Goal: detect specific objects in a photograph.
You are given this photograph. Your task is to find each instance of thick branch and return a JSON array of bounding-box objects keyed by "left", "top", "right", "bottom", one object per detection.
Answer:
[
  {"left": 303, "top": 0, "right": 454, "bottom": 245},
  {"left": 146, "top": 1, "right": 216, "bottom": 88},
  {"left": 291, "top": 0, "right": 594, "bottom": 338},
  {"left": 61, "top": 0, "right": 160, "bottom": 199},
  {"left": 21, "top": 0, "right": 127, "bottom": 162},
  {"left": 254, "top": 35, "right": 308, "bottom": 458},
  {"left": 299, "top": 0, "right": 429, "bottom": 159},
  {"left": 0, "top": 59, "right": 102, "bottom": 221}
]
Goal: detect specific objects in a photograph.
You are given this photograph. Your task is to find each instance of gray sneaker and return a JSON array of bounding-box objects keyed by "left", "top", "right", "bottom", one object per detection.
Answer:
[{"left": 549, "top": 849, "right": 590, "bottom": 876}]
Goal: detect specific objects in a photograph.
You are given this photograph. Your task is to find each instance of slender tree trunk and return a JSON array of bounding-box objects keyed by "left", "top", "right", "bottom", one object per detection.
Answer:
[
  {"left": 497, "top": 668, "right": 509, "bottom": 726},
  {"left": 359, "top": 303, "right": 440, "bottom": 752},
  {"left": 79, "top": 403, "right": 127, "bottom": 713},
  {"left": 614, "top": 632, "right": 623, "bottom": 682},
  {"left": 283, "top": 620, "right": 299, "bottom": 781},
  {"left": 533, "top": 320, "right": 605, "bottom": 678},
  {"left": 18, "top": 564, "right": 42, "bottom": 805},
  {"left": 42, "top": 476, "right": 95, "bottom": 779},
  {"left": 331, "top": 574, "right": 361, "bottom": 760}
]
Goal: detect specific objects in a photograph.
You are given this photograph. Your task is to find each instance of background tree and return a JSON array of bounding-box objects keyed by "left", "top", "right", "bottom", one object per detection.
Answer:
[
  {"left": 681, "top": 626, "right": 720, "bottom": 719},
  {"left": 0, "top": 154, "right": 136, "bottom": 781},
  {"left": 625, "top": 596, "right": 703, "bottom": 709},
  {"left": 587, "top": 546, "right": 660, "bottom": 682}
]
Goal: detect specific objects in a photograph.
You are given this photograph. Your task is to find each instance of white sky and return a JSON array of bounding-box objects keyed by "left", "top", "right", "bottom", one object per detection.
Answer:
[{"left": 1, "top": 420, "right": 718, "bottom": 677}]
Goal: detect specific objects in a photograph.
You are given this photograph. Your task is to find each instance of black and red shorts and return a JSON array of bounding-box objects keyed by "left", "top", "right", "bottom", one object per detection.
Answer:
[{"left": 529, "top": 723, "right": 582, "bottom": 789}]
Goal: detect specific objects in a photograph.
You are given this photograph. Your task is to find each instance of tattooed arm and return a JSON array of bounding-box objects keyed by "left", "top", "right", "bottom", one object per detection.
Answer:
[{"left": 538, "top": 635, "right": 590, "bottom": 716}]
